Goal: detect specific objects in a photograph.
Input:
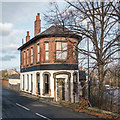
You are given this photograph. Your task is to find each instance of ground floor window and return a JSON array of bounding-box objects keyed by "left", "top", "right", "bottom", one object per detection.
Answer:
[
  {"left": 45, "top": 74, "right": 49, "bottom": 94},
  {"left": 23, "top": 75, "right": 25, "bottom": 90},
  {"left": 73, "top": 73, "right": 78, "bottom": 94},
  {"left": 27, "top": 74, "right": 29, "bottom": 91},
  {"left": 36, "top": 73, "right": 40, "bottom": 95},
  {"left": 31, "top": 74, "right": 33, "bottom": 92}
]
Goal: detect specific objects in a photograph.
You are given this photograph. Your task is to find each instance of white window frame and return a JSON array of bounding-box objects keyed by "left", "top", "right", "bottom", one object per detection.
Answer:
[
  {"left": 37, "top": 43, "right": 40, "bottom": 62},
  {"left": 56, "top": 42, "right": 67, "bottom": 60}
]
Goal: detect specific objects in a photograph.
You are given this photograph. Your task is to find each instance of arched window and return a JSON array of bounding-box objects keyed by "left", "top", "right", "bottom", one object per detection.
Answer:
[
  {"left": 31, "top": 74, "right": 33, "bottom": 92},
  {"left": 23, "top": 75, "right": 25, "bottom": 90},
  {"left": 43, "top": 72, "right": 51, "bottom": 96},
  {"left": 36, "top": 73, "right": 40, "bottom": 95},
  {"left": 44, "top": 74, "right": 49, "bottom": 94},
  {"left": 27, "top": 74, "right": 29, "bottom": 91}
]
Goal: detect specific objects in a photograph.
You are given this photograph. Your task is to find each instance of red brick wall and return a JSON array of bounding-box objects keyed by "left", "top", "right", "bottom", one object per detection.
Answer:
[
  {"left": 2, "top": 79, "right": 8, "bottom": 87},
  {"left": 21, "top": 37, "right": 78, "bottom": 69}
]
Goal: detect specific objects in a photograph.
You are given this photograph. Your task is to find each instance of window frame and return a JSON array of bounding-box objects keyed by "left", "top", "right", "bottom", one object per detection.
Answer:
[
  {"left": 73, "top": 45, "right": 76, "bottom": 59},
  {"left": 37, "top": 43, "right": 40, "bottom": 62},
  {"left": 42, "top": 72, "right": 51, "bottom": 96},
  {"left": 27, "top": 74, "right": 29, "bottom": 91},
  {"left": 56, "top": 41, "right": 67, "bottom": 60},
  {"left": 27, "top": 49, "right": 29, "bottom": 65},
  {"left": 23, "top": 51, "right": 26, "bottom": 66},
  {"left": 44, "top": 74, "right": 49, "bottom": 94},
  {"left": 31, "top": 74, "right": 33, "bottom": 92},
  {"left": 31, "top": 47, "right": 33, "bottom": 64},
  {"left": 45, "top": 42, "right": 49, "bottom": 61},
  {"left": 73, "top": 73, "right": 78, "bottom": 94},
  {"left": 23, "top": 75, "right": 25, "bottom": 90}
]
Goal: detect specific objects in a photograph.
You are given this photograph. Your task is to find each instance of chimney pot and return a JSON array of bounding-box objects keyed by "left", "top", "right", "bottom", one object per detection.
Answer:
[{"left": 27, "top": 31, "right": 29, "bottom": 36}]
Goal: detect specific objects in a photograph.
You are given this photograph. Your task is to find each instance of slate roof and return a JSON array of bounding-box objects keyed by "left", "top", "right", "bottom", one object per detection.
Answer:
[
  {"left": 18, "top": 25, "right": 82, "bottom": 50},
  {"left": 41, "top": 25, "right": 75, "bottom": 35}
]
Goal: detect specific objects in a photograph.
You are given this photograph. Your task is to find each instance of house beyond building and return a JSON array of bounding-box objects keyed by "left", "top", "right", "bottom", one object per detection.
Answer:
[{"left": 18, "top": 13, "right": 82, "bottom": 103}]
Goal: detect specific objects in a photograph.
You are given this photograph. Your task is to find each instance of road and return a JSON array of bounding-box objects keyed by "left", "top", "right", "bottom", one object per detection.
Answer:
[{"left": 2, "top": 88, "right": 97, "bottom": 119}]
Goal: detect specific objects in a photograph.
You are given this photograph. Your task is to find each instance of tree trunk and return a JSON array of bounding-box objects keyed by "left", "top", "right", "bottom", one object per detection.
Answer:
[{"left": 98, "top": 64, "right": 104, "bottom": 109}]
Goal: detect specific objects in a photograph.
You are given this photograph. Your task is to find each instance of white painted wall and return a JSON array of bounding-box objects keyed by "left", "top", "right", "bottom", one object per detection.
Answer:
[
  {"left": 20, "top": 70, "right": 80, "bottom": 103},
  {"left": 9, "top": 79, "right": 20, "bottom": 85}
]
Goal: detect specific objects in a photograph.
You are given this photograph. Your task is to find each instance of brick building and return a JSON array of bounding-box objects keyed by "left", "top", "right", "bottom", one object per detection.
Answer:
[{"left": 18, "top": 13, "right": 82, "bottom": 103}]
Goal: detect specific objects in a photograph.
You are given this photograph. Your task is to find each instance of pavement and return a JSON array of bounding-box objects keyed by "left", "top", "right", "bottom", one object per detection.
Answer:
[{"left": 2, "top": 87, "right": 98, "bottom": 119}]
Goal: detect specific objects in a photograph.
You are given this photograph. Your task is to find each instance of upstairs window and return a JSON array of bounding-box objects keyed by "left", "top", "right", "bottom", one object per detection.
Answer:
[
  {"left": 73, "top": 45, "right": 76, "bottom": 58},
  {"left": 45, "top": 43, "right": 49, "bottom": 60},
  {"left": 31, "top": 47, "right": 33, "bottom": 64},
  {"left": 37, "top": 43, "right": 40, "bottom": 62},
  {"left": 23, "top": 51, "right": 26, "bottom": 66},
  {"left": 27, "top": 49, "right": 29, "bottom": 65},
  {"left": 56, "top": 42, "right": 67, "bottom": 59}
]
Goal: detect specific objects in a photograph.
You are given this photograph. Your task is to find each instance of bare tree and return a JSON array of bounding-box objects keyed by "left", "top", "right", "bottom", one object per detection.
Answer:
[{"left": 44, "top": 0, "right": 120, "bottom": 108}]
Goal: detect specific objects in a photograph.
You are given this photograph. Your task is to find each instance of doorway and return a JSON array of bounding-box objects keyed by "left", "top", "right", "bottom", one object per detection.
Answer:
[{"left": 57, "top": 78, "right": 65, "bottom": 101}]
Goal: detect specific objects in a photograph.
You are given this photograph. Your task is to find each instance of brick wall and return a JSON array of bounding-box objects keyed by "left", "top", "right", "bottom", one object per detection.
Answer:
[
  {"left": 2, "top": 79, "right": 8, "bottom": 87},
  {"left": 21, "top": 37, "right": 78, "bottom": 69}
]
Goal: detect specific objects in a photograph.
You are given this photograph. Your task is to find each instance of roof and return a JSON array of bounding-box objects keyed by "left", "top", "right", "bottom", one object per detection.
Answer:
[
  {"left": 4, "top": 74, "right": 20, "bottom": 80},
  {"left": 7, "top": 69, "right": 19, "bottom": 75},
  {"left": 41, "top": 25, "right": 75, "bottom": 35},
  {"left": 18, "top": 25, "right": 82, "bottom": 50}
]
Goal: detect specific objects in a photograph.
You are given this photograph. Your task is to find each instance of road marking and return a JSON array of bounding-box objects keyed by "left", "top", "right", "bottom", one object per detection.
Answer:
[
  {"left": 16, "top": 103, "right": 30, "bottom": 111},
  {"left": 35, "top": 113, "right": 51, "bottom": 120}
]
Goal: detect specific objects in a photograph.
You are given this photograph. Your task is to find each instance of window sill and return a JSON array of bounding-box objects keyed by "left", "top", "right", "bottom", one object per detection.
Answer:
[
  {"left": 43, "top": 61, "right": 50, "bottom": 63},
  {"left": 43, "top": 93, "right": 51, "bottom": 97},
  {"left": 54, "top": 60, "right": 68, "bottom": 62},
  {"left": 36, "top": 62, "right": 40, "bottom": 64}
]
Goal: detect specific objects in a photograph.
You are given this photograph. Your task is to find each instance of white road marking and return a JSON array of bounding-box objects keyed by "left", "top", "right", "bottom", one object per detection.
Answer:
[
  {"left": 35, "top": 113, "right": 51, "bottom": 120},
  {"left": 16, "top": 103, "right": 30, "bottom": 111}
]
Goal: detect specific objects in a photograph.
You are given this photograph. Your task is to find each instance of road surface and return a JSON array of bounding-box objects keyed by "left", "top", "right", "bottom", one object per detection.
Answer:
[{"left": 2, "top": 88, "right": 97, "bottom": 119}]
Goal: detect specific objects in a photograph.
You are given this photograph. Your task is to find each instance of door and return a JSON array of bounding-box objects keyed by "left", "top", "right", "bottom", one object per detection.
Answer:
[{"left": 57, "top": 78, "right": 65, "bottom": 101}]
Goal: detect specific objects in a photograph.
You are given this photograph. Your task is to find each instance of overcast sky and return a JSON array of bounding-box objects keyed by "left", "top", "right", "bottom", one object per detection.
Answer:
[{"left": 0, "top": 0, "right": 67, "bottom": 71}]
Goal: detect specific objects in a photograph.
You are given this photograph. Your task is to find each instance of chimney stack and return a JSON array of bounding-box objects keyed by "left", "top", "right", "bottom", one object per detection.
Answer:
[
  {"left": 34, "top": 13, "right": 41, "bottom": 36},
  {"left": 26, "top": 31, "right": 30, "bottom": 42}
]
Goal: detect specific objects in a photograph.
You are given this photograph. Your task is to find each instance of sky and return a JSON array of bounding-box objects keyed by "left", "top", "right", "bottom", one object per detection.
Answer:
[{"left": 0, "top": 0, "right": 67, "bottom": 71}]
